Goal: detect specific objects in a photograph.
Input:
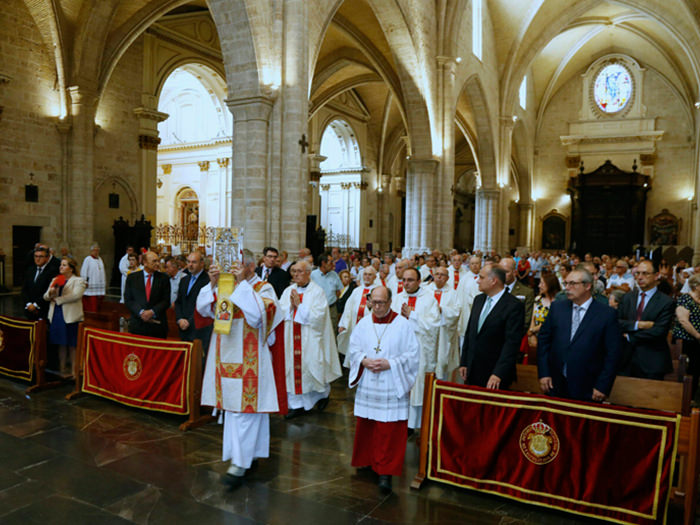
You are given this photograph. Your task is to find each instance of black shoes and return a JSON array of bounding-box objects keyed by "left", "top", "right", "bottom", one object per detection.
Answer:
[
  {"left": 284, "top": 407, "right": 304, "bottom": 420},
  {"left": 315, "top": 396, "right": 330, "bottom": 412},
  {"left": 221, "top": 473, "right": 244, "bottom": 490},
  {"left": 378, "top": 475, "right": 392, "bottom": 494}
]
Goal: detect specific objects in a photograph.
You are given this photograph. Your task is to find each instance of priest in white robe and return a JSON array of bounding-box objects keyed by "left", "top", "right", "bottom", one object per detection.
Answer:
[
  {"left": 280, "top": 260, "right": 342, "bottom": 418},
  {"left": 456, "top": 270, "right": 480, "bottom": 348},
  {"left": 197, "top": 249, "right": 284, "bottom": 489},
  {"left": 391, "top": 267, "right": 440, "bottom": 430},
  {"left": 80, "top": 243, "right": 106, "bottom": 312},
  {"left": 337, "top": 266, "right": 378, "bottom": 361},
  {"left": 348, "top": 286, "right": 419, "bottom": 494},
  {"left": 427, "top": 267, "right": 462, "bottom": 382},
  {"left": 386, "top": 258, "right": 410, "bottom": 296},
  {"left": 446, "top": 253, "right": 467, "bottom": 291}
]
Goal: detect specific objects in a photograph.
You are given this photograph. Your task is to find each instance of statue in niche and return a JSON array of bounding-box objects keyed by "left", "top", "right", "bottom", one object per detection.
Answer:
[
  {"left": 187, "top": 206, "right": 199, "bottom": 240},
  {"left": 649, "top": 209, "right": 680, "bottom": 246}
]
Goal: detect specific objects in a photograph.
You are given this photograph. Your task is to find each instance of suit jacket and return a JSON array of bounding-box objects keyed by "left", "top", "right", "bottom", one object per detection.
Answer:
[
  {"left": 255, "top": 265, "right": 290, "bottom": 298},
  {"left": 617, "top": 289, "right": 674, "bottom": 377},
  {"left": 537, "top": 298, "right": 621, "bottom": 400},
  {"left": 460, "top": 291, "right": 525, "bottom": 388},
  {"left": 174, "top": 271, "right": 210, "bottom": 340},
  {"left": 44, "top": 275, "right": 87, "bottom": 324},
  {"left": 124, "top": 270, "right": 170, "bottom": 338},
  {"left": 509, "top": 280, "right": 534, "bottom": 333},
  {"left": 22, "top": 263, "right": 60, "bottom": 320}
]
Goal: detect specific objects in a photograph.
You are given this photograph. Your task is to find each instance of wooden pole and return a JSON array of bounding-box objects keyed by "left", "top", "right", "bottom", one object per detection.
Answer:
[{"left": 411, "top": 372, "right": 435, "bottom": 489}]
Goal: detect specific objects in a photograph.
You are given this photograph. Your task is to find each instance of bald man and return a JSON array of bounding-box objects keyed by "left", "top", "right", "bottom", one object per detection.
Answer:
[{"left": 124, "top": 251, "right": 170, "bottom": 338}]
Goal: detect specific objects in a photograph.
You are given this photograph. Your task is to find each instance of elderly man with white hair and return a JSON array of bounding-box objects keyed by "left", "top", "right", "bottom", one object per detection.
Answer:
[
  {"left": 280, "top": 260, "right": 342, "bottom": 419},
  {"left": 337, "top": 266, "right": 379, "bottom": 361},
  {"left": 386, "top": 258, "right": 411, "bottom": 296},
  {"left": 197, "top": 249, "right": 285, "bottom": 489},
  {"left": 80, "top": 242, "right": 107, "bottom": 312}
]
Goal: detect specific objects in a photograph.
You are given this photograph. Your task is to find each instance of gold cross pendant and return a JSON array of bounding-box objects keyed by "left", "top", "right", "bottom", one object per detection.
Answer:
[{"left": 374, "top": 346, "right": 381, "bottom": 354}]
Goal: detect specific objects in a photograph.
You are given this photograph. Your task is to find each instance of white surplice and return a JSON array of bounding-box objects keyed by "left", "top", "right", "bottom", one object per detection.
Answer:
[
  {"left": 197, "top": 277, "right": 282, "bottom": 469},
  {"left": 337, "top": 283, "right": 378, "bottom": 359},
  {"left": 391, "top": 286, "right": 440, "bottom": 428},
  {"left": 279, "top": 281, "right": 342, "bottom": 410},
  {"left": 426, "top": 282, "right": 462, "bottom": 381},
  {"left": 347, "top": 314, "right": 419, "bottom": 422},
  {"left": 81, "top": 256, "right": 106, "bottom": 296}
]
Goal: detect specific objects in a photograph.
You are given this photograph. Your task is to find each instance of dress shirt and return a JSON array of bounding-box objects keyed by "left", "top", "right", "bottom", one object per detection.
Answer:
[{"left": 310, "top": 268, "right": 343, "bottom": 306}]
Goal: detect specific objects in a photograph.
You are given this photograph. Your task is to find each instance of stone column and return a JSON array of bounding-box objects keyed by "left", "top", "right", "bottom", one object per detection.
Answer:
[
  {"left": 225, "top": 96, "right": 275, "bottom": 253},
  {"left": 436, "top": 57, "right": 458, "bottom": 250},
  {"left": 216, "top": 157, "right": 231, "bottom": 227},
  {"left": 518, "top": 202, "right": 534, "bottom": 251},
  {"left": 55, "top": 117, "right": 72, "bottom": 243},
  {"left": 279, "top": 0, "right": 309, "bottom": 253},
  {"left": 308, "top": 154, "right": 325, "bottom": 221},
  {"left": 134, "top": 101, "right": 168, "bottom": 242},
  {"left": 405, "top": 159, "right": 439, "bottom": 254},
  {"left": 474, "top": 188, "right": 500, "bottom": 253},
  {"left": 67, "top": 86, "right": 99, "bottom": 256}
]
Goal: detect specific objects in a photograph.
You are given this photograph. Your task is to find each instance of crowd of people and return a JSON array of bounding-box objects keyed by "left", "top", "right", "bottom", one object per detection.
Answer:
[{"left": 19, "top": 241, "right": 700, "bottom": 494}]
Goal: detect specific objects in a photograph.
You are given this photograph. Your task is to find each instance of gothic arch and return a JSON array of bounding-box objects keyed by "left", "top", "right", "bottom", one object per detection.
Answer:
[
  {"left": 459, "top": 75, "right": 497, "bottom": 189},
  {"left": 95, "top": 175, "right": 138, "bottom": 219}
]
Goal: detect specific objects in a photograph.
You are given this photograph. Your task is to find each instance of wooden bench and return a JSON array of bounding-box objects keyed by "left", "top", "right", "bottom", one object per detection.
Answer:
[
  {"left": 86, "top": 301, "right": 180, "bottom": 340},
  {"left": 509, "top": 364, "right": 698, "bottom": 523}
]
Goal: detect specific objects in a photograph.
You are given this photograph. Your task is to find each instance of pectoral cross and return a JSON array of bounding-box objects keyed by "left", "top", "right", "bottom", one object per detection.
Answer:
[{"left": 374, "top": 345, "right": 382, "bottom": 354}]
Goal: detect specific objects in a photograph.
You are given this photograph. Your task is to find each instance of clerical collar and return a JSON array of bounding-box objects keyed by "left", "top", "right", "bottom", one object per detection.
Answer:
[
  {"left": 372, "top": 311, "right": 398, "bottom": 324},
  {"left": 296, "top": 283, "right": 309, "bottom": 290},
  {"left": 405, "top": 289, "right": 420, "bottom": 297}
]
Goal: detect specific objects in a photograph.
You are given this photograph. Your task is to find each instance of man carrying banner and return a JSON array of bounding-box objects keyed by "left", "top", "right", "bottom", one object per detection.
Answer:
[
  {"left": 280, "top": 260, "right": 342, "bottom": 419},
  {"left": 348, "top": 286, "right": 419, "bottom": 494},
  {"left": 196, "top": 249, "right": 285, "bottom": 489}
]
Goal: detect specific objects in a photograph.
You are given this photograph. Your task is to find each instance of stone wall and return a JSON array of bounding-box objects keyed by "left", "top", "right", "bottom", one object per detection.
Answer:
[{"left": 0, "top": 0, "right": 63, "bottom": 286}]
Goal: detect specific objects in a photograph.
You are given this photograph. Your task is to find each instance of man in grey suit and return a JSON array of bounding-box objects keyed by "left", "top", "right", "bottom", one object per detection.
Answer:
[
  {"left": 500, "top": 257, "right": 534, "bottom": 334},
  {"left": 617, "top": 260, "right": 675, "bottom": 379}
]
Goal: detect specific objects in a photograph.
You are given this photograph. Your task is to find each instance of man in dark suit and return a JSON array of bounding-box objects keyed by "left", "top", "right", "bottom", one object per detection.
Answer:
[
  {"left": 174, "top": 251, "right": 212, "bottom": 351},
  {"left": 617, "top": 260, "right": 674, "bottom": 379},
  {"left": 538, "top": 268, "right": 621, "bottom": 401},
  {"left": 124, "top": 251, "right": 170, "bottom": 338},
  {"left": 459, "top": 264, "right": 525, "bottom": 389},
  {"left": 255, "top": 246, "right": 290, "bottom": 298},
  {"left": 500, "top": 257, "right": 534, "bottom": 333},
  {"left": 22, "top": 246, "right": 60, "bottom": 320}
]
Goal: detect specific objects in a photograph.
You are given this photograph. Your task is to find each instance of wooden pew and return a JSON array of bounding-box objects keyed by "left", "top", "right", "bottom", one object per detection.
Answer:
[{"left": 510, "top": 364, "right": 698, "bottom": 523}]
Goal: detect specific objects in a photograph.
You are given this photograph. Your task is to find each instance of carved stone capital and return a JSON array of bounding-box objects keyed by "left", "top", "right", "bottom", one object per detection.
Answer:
[
  {"left": 133, "top": 106, "right": 169, "bottom": 123},
  {"left": 217, "top": 158, "right": 230, "bottom": 168},
  {"left": 566, "top": 155, "right": 581, "bottom": 169},
  {"left": 139, "top": 135, "right": 161, "bottom": 150},
  {"left": 225, "top": 96, "right": 275, "bottom": 122},
  {"left": 198, "top": 161, "right": 210, "bottom": 172},
  {"left": 161, "top": 164, "right": 172, "bottom": 175}
]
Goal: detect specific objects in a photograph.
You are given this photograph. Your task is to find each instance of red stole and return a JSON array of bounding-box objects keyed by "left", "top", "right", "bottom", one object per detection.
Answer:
[
  {"left": 293, "top": 291, "right": 304, "bottom": 395},
  {"left": 356, "top": 288, "right": 370, "bottom": 323},
  {"left": 434, "top": 289, "right": 443, "bottom": 305},
  {"left": 397, "top": 282, "right": 404, "bottom": 294},
  {"left": 453, "top": 269, "right": 460, "bottom": 290},
  {"left": 407, "top": 296, "right": 417, "bottom": 309}
]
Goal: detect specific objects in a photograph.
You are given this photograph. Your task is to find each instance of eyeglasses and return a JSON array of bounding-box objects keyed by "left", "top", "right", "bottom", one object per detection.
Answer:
[
  {"left": 371, "top": 300, "right": 388, "bottom": 305},
  {"left": 563, "top": 281, "right": 583, "bottom": 287}
]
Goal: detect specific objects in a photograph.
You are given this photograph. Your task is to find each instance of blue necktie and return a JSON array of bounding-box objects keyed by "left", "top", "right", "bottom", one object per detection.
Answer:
[
  {"left": 187, "top": 275, "right": 197, "bottom": 295},
  {"left": 477, "top": 296, "right": 493, "bottom": 332}
]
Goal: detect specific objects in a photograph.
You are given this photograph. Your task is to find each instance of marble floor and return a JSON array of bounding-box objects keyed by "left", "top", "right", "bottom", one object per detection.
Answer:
[{"left": 0, "top": 292, "right": 691, "bottom": 524}]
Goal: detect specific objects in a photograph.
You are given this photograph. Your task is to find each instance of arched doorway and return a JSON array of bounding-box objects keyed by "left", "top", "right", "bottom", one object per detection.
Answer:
[{"left": 175, "top": 187, "right": 199, "bottom": 252}]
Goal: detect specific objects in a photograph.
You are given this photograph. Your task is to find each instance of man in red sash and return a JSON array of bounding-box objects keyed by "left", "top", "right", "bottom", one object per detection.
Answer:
[
  {"left": 337, "top": 267, "right": 379, "bottom": 363},
  {"left": 197, "top": 249, "right": 285, "bottom": 489},
  {"left": 279, "top": 260, "right": 342, "bottom": 419},
  {"left": 427, "top": 266, "right": 462, "bottom": 381}
]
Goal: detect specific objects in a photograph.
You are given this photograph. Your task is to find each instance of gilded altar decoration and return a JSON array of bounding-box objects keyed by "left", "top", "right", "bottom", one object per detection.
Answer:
[
  {"left": 519, "top": 420, "right": 560, "bottom": 465},
  {"left": 123, "top": 353, "right": 143, "bottom": 381},
  {"left": 649, "top": 209, "right": 681, "bottom": 246}
]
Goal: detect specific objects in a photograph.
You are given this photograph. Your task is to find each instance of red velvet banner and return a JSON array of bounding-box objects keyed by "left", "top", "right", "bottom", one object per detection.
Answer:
[
  {"left": 81, "top": 328, "right": 193, "bottom": 414},
  {"left": 0, "top": 315, "right": 37, "bottom": 381},
  {"left": 427, "top": 381, "right": 679, "bottom": 525}
]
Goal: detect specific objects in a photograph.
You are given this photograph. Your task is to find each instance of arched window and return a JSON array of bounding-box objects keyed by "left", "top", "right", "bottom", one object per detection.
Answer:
[
  {"left": 472, "top": 0, "right": 482, "bottom": 61},
  {"left": 320, "top": 119, "right": 362, "bottom": 172},
  {"left": 158, "top": 65, "right": 230, "bottom": 144},
  {"left": 519, "top": 76, "right": 527, "bottom": 110}
]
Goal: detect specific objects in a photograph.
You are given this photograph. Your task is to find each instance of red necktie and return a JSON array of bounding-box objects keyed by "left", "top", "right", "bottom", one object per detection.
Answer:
[
  {"left": 636, "top": 292, "right": 646, "bottom": 321},
  {"left": 146, "top": 273, "right": 152, "bottom": 302}
]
